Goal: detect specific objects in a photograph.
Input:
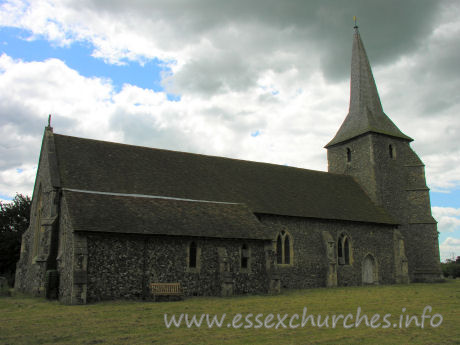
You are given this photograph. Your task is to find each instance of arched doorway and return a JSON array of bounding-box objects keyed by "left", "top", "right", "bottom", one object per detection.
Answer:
[{"left": 362, "top": 254, "right": 377, "bottom": 284}]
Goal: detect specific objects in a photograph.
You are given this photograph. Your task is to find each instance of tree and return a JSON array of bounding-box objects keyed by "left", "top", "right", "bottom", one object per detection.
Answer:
[
  {"left": 441, "top": 257, "right": 460, "bottom": 278},
  {"left": 0, "top": 194, "right": 31, "bottom": 286}
]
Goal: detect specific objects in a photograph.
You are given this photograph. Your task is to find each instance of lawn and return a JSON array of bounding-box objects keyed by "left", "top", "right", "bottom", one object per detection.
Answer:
[{"left": 1, "top": 280, "right": 459, "bottom": 345}]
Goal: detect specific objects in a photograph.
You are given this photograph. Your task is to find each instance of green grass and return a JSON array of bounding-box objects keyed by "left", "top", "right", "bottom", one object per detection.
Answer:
[{"left": 1, "top": 280, "right": 459, "bottom": 345}]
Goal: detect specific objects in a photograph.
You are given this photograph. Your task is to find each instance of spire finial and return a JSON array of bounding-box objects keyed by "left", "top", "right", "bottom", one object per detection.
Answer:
[
  {"left": 46, "top": 114, "right": 53, "bottom": 132},
  {"left": 353, "top": 16, "right": 358, "bottom": 29}
]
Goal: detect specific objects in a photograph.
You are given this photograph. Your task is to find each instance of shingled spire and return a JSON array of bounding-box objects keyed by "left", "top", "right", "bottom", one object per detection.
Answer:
[{"left": 326, "top": 26, "right": 412, "bottom": 147}]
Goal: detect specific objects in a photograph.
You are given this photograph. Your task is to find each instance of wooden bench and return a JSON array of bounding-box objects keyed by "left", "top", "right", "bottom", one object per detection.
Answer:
[{"left": 150, "top": 282, "right": 184, "bottom": 301}]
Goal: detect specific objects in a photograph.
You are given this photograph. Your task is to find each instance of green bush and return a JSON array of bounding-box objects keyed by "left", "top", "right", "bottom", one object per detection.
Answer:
[
  {"left": 441, "top": 257, "right": 460, "bottom": 278},
  {"left": 0, "top": 194, "right": 31, "bottom": 287}
]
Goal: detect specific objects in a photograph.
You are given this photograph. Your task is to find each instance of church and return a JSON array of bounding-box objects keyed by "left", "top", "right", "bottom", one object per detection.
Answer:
[{"left": 14, "top": 27, "right": 441, "bottom": 304}]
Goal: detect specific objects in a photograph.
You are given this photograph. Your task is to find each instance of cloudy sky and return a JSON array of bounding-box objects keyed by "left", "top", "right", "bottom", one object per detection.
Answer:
[{"left": 0, "top": 0, "right": 459, "bottom": 260}]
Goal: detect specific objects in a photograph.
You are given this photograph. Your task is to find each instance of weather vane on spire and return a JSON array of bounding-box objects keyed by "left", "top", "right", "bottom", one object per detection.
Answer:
[{"left": 353, "top": 16, "right": 358, "bottom": 29}]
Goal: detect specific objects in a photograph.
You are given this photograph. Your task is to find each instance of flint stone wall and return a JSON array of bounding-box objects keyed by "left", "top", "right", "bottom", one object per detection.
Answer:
[
  {"left": 85, "top": 233, "right": 269, "bottom": 302},
  {"left": 258, "top": 214, "right": 396, "bottom": 288}
]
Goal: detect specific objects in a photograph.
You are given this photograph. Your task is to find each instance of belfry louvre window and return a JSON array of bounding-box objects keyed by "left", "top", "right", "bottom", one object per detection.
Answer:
[
  {"left": 189, "top": 241, "right": 197, "bottom": 268},
  {"left": 276, "top": 231, "right": 293, "bottom": 265}
]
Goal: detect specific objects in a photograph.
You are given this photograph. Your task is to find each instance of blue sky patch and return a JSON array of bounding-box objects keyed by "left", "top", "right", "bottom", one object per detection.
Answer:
[
  {"left": 433, "top": 188, "right": 460, "bottom": 253},
  {"left": 439, "top": 228, "right": 460, "bottom": 260},
  {"left": 167, "top": 93, "right": 181, "bottom": 102},
  {"left": 0, "top": 194, "right": 12, "bottom": 201},
  {"left": 0, "top": 27, "right": 174, "bottom": 94},
  {"left": 431, "top": 189, "right": 460, "bottom": 209}
]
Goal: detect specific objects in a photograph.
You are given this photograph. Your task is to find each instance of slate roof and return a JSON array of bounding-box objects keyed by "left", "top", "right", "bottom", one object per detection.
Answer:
[
  {"left": 63, "top": 190, "right": 272, "bottom": 239},
  {"left": 326, "top": 27, "right": 412, "bottom": 148},
  {"left": 53, "top": 133, "right": 396, "bottom": 225}
]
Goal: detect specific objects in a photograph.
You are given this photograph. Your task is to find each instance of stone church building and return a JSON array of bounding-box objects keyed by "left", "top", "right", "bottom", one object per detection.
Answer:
[{"left": 15, "top": 27, "right": 441, "bottom": 304}]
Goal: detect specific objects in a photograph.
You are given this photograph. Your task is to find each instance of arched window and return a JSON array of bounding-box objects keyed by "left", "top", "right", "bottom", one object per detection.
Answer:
[
  {"left": 338, "top": 234, "right": 352, "bottom": 265},
  {"left": 346, "top": 148, "right": 352, "bottom": 162},
  {"left": 189, "top": 241, "right": 197, "bottom": 268},
  {"left": 344, "top": 238, "right": 350, "bottom": 265},
  {"left": 241, "top": 244, "right": 249, "bottom": 269},
  {"left": 284, "top": 235, "right": 290, "bottom": 264},
  {"left": 276, "top": 235, "right": 283, "bottom": 264},
  {"left": 337, "top": 238, "right": 343, "bottom": 260},
  {"left": 275, "top": 231, "right": 293, "bottom": 265}
]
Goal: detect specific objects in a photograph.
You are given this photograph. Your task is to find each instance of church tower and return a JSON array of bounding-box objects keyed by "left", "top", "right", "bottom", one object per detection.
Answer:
[{"left": 325, "top": 25, "right": 441, "bottom": 282}]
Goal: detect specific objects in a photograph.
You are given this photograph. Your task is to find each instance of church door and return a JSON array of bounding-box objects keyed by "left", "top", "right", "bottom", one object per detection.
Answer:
[{"left": 362, "top": 255, "right": 375, "bottom": 284}]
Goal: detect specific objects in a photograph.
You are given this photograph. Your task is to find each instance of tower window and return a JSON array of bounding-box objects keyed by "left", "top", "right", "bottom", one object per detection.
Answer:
[
  {"left": 389, "top": 144, "right": 395, "bottom": 159},
  {"left": 346, "top": 148, "right": 351, "bottom": 162}
]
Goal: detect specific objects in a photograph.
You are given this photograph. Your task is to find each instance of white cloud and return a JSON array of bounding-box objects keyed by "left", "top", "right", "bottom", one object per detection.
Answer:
[
  {"left": 0, "top": 0, "right": 446, "bottom": 83},
  {"left": 432, "top": 207, "right": 460, "bottom": 233},
  {"left": 0, "top": 164, "right": 36, "bottom": 197},
  {"left": 0, "top": 54, "right": 122, "bottom": 197},
  {"left": 0, "top": 50, "right": 348, "bottom": 199},
  {"left": 439, "top": 237, "right": 460, "bottom": 261},
  {"left": 432, "top": 207, "right": 460, "bottom": 217},
  {"left": 433, "top": 207, "right": 460, "bottom": 262},
  {"left": 0, "top": 54, "right": 119, "bottom": 139},
  {"left": 0, "top": 0, "right": 459, "bottom": 200},
  {"left": 374, "top": 8, "right": 460, "bottom": 192}
]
